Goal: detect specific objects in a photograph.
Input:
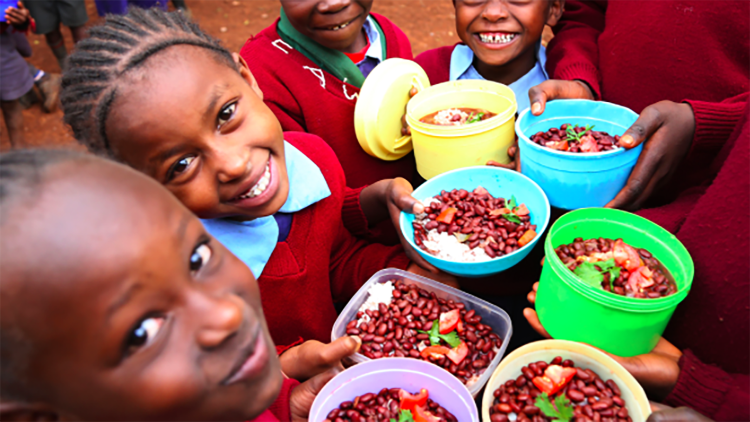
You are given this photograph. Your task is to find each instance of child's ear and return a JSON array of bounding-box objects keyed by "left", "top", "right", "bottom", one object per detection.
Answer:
[
  {"left": 0, "top": 401, "right": 64, "bottom": 421},
  {"left": 232, "top": 52, "right": 264, "bottom": 101},
  {"left": 546, "top": 0, "right": 565, "bottom": 27}
]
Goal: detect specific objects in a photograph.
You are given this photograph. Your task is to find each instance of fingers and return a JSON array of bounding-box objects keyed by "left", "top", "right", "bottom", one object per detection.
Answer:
[
  {"left": 649, "top": 401, "right": 672, "bottom": 413},
  {"left": 652, "top": 337, "right": 683, "bottom": 361},
  {"left": 605, "top": 145, "right": 663, "bottom": 210},
  {"left": 523, "top": 308, "right": 551, "bottom": 339},
  {"left": 526, "top": 282, "right": 539, "bottom": 304},
  {"left": 318, "top": 336, "right": 361, "bottom": 366},
  {"left": 618, "top": 104, "right": 666, "bottom": 149},
  {"left": 290, "top": 368, "right": 341, "bottom": 421},
  {"left": 486, "top": 160, "right": 517, "bottom": 170},
  {"left": 647, "top": 407, "right": 713, "bottom": 422},
  {"left": 409, "top": 87, "right": 418, "bottom": 98},
  {"left": 528, "top": 80, "right": 594, "bottom": 116}
]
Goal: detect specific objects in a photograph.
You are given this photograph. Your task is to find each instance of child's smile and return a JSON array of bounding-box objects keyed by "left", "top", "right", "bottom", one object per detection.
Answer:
[
  {"left": 282, "top": 0, "right": 374, "bottom": 53},
  {"left": 228, "top": 153, "right": 280, "bottom": 210},
  {"left": 477, "top": 32, "right": 518, "bottom": 48}
]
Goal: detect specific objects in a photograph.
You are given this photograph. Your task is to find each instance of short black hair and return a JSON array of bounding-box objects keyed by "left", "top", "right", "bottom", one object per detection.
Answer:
[
  {"left": 61, "top": 7, "right": 235, "bottom": 156},
  {"left": 0, "top": 148, "right": 93, "bottom": 401}
]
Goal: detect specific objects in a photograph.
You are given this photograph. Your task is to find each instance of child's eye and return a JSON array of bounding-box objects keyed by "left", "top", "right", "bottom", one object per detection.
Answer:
[
  {"left": 126, "top": 317, "right": 165, "bottom": 351},
  {"left": 217, "top": 102, "right": 237, "bottom": 127},
  {"left": 167, "top": 155, "right": 196, "bottom": 181},
  {"left": 190, "top": 243, "right": 212, "bottom": 273}
]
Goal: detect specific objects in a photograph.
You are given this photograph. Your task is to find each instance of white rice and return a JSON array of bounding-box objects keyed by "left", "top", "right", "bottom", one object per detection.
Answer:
[
  {"left": 356, "top": 281, "right": 395, "bottom": 324},
  {"left": 416, "top": 197, "right": 492, "bottom": 263}
]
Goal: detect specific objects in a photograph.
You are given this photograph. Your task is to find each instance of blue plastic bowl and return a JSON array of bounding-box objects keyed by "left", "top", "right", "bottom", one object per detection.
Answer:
[
  {"left": 400, "top": 166, "right": 550, "bottom": 278},
  {"left": 0, "top": 0, "right": 18, "bottom": 22},
  {"left": 516, "top": 100, "right": 642, "bottom": 210}
]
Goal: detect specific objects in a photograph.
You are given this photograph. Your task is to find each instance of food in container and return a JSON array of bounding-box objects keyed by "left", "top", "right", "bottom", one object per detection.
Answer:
[
  {"left": 420, "top": 108, "right": 497, "bottom": 126},
  {"left": 324, "top": 387, "right": 456, "bottom": 422},
  {"left": 531, "top": 124, "right": 621, "bottom": 153}
]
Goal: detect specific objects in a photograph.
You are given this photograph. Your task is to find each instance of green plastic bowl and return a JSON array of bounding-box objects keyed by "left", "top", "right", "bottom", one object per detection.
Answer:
[{"left": 536, "top": 208, "right": 694, "bottom": 356}]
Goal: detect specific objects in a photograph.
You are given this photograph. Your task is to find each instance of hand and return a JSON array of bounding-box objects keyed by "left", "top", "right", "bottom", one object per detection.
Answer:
[
  {"left": 4, "top": 1, "right": 30, "bottom": 28},
  {"left": 647, "top": 407, "right": 713, "bottom": 422},
  {"left": 407, "top": 261, "right": 460, "bottom": 289},
  {"left": 606, "top": 101, "right": 696, "bottom": 210},
  {"left": 401, "top": 87, "right": 419, "bottom": 136},
  {"left": 290, "top": 367, "right": 341, "bottom": 421},
  {"left": 360, "top": 178, "right": 439, "bottom": 273},
  {"left": 279, "top": 336, "right": 360, "bottom": 381},
  {"left": 528, "top": 79, "right": 595, "bottom": 116},
  {"left": 487, "top": 142, "right": 520, "bottom": 172},
  {"left": 523, "top": 282, "right": 551, "bottom": 338},
  {"left": 605, "top": 337, "right": 682, "bottom": 401}
]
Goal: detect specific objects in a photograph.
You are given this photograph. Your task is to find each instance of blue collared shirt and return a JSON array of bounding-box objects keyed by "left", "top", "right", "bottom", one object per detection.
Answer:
[
  {"left": 357, "top": 15, "right": 384, "bottom": 78},
  {"left": 449, "top": 43, "right": 549, "bottom": 114},
  {"left": 201, "top": 141, "right": 331, "bottom": 278}
]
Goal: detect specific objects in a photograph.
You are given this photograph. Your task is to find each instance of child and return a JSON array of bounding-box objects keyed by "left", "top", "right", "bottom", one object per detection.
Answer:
[
  {"left": 60, "top": 8, "right": 446, "bottom": 353},
  {"left": 0, "top": 8, "right": 34, "bottom": 148},
  {"left": 23, "top": 0, "right": 87, "bottom": 71},
  {"left": 415, "top": 0, "right": 564, "bottom": 114},
  {"left": 0, "top": 149, "right": 346, "bottom": 421},
  {"left": 240, "top": 0, "right": 416, "bottom": 189}
]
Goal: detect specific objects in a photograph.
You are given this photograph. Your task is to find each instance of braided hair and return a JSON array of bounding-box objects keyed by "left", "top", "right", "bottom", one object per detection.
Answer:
[{"left": 61, "top": 7, "right": 235, "bottom": 156}]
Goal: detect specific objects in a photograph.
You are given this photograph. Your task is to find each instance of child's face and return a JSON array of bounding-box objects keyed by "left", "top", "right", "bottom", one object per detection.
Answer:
[
  {"left": 281, "top": 0, "right": 374, "bottom": 52},
  {"left": 106, "top": 46, "right": 289, "bottom": 221},
  {"left": 0, "top": 159, "right": 282, "bottom": 420},
  {"left": 455, "top": 0, "right": 562, "bottom": 68}
]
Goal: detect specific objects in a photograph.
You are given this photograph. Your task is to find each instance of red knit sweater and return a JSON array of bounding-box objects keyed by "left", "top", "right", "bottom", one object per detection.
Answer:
[
  {"left": 241, "top": 14, "right": 416, "bottom": 189},
  {"left": 636, "top": 103, "right": 749, "bottom": 420},
  {"left": 250, "top": 378, "right": 299, "bottom": 422},
  {"left": 258, "top": 132, "right": 410, "bottom": 348},
  {"left": 546, "top": 1, "right": 750, "bottom": 198},
  {"left": 414, "top": 44, "right": 456, "bottom": 86}
]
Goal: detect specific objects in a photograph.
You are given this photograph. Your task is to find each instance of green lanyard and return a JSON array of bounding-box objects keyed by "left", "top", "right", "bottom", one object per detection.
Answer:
[{"left": 277, "top": 8, "right": 387, "bottom": 89}]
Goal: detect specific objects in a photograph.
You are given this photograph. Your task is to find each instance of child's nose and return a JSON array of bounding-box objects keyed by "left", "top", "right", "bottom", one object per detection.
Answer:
[
  {"left": 215, "top": 149, "right": 251, "bottom": 184},
  {"left": 195, "top": 294, "right": 245, "bottom": 350},
  {"left": 318, "top": 0, "right": 351, "bottom": 14},
  {"left": 482, "top": 0, "right": 509, "bottom": 21}
]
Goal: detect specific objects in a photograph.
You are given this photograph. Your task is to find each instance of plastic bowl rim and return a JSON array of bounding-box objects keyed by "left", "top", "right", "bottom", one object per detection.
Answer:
[{"left": 399, "top": 166, "right": 551, "bottom": 267}]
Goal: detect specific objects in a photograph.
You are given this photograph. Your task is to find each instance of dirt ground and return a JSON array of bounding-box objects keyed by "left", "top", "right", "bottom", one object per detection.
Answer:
[{"left": 0, "top": 0, "right": 464, "bottom": 150}]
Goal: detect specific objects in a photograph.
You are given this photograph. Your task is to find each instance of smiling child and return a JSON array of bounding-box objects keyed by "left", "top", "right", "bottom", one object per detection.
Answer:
[
  {"left": 240, "top": 0, "right": 416, "bottom": 190},
  {"left": 59, "top": 8, "right": 447, "bottom": 355},
  {"left": 416, "top": 0, "right": 564, "bottom": 113},
  {"left": 0, "top": 149, "right": 336, "bottom": 421}
]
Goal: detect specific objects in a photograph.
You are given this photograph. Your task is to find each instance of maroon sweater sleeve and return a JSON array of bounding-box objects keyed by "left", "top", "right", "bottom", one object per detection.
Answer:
[
  {"left": 546, "top": 0, "right": 607, "bottom": 98},
  {"left": 683, "top": 92, "right": 749, "bottom": 164},
  {"left": 664, "top": 350, "right": 750, "bottom": 421},
  {"left": 250, "top": 378, "right": 300, "bottom": 422}
]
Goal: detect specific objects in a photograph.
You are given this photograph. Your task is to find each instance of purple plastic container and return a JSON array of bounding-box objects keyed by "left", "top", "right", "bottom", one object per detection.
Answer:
[{"left": 309, "top": 358, "right": 478, "bottom": 422}]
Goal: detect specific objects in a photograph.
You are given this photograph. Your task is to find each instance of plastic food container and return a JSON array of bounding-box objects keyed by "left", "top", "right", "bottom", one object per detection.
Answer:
[
  {"left": 516, "top": 100, "right": 642, "bottom": 209},
  {"left": 481, "top": 340, "right": 651, "bottom": 422},
  {"left": 406, "top": 80, "right": 517, "bottom": 180},
  {"left": 399, "top": 166, "right": 550, "bottom": 277},
  {"left": 0, "top": 0, "right": 17, "bottom": 22},
  {"left": 536, "top": 208, "right": 694, "bottom": 356},
  {"left": 309, "top": 358, "right": 478, "bottom": 422},
  {"left": 331, "top": 268, "right": 512, "bottom": 397}
]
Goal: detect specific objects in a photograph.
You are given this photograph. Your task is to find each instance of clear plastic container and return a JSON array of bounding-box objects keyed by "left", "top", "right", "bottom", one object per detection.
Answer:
[{"left": 331, "top": 268, "right": 513, "bottom": 397}]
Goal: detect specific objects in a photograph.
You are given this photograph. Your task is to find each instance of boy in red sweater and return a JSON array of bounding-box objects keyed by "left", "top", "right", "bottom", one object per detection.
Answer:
[
  {"left": 240, "top": 0, "right": 416, "bottom": 190},
  {"left": 0, "top": 149, "right": 337, "bottom": 421},
  {"left": 415, "top": 0, "right": 564, "bottom": 117},
  {"left": 61, "top": 8, "right": 446, "bottom": 360}
]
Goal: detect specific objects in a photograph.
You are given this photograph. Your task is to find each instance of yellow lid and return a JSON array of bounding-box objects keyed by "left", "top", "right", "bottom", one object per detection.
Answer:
[{"left": 354, "top": 58, "right": 430, "bottom": 161}]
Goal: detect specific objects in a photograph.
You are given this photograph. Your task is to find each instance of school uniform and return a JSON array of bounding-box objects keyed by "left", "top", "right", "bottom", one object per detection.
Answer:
[
  {"left": 240, "top": 13, "right": 416, "bottom": 190},
  {"left": 415, "top": 43, "right": 549, "bottom": 114},
  {"left": 250, "top": 378, "right": 299, "bottom": 422},
  {"left": 202, "top": 132, "right": 410, "bottom": 349}
]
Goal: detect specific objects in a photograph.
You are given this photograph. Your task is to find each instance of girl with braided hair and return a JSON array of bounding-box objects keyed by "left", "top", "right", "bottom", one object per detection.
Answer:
[{"left": 61, "top": 7, "right": 453, "bottom": 380}]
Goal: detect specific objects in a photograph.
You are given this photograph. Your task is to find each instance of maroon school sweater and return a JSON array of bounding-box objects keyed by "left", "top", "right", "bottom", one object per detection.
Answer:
[
  {"left": 250, "top": 378, "right": 299, "bottom": 422},
  {"left": 414, "top": 44, "right": 456, "bottom": 86},
  {"left": 241, "top": 14, "right": 416, "bottom": 189},
  {"left": 258, "top": 132, "right": 409, "bottom": 348},
  {"left": 636, "top": 103, "right": 749, "bottom": 420},
  {"left": 546, "top": 1, "right": 750, "bottom": 198}
]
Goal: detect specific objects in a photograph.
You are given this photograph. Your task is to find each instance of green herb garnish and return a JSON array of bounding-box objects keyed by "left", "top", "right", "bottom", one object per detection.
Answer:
[
  {"left": 390, "top": 409, "right": 415, "bottom": 422},
  {"left": 501, "top": 213, "right": 522, "bottom": 224},
  {"left": 454, "top": 232, "right": 470, "bottom": 243},
  {"left": 418, "top": 321, "right": 462, "bottom": 347},
  {"left": 574, "top": 258, "right": 621, "bottom": 288},
  {"left": 507, "top": 195, "right": 518, "bottom": 209},
  {"left": 535, "top": 393, "right": 574, "bottom": 422},
  {"left": 467, "top": 112, "right": 485, "bottom": 124},
  {"left": 565, "top": 124, "right": 595, "bottom": 143}
]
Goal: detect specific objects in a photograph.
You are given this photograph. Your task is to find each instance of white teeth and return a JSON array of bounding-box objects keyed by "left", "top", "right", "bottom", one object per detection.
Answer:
[
  {"left": 479, "top": 33, "right": 516, "bottom": 44},
  {"left": 237, "top": 162, "right": 271, "bottom": 200},
  {"left": 329, "top": 21, "right": 351, "bottom": 31}
]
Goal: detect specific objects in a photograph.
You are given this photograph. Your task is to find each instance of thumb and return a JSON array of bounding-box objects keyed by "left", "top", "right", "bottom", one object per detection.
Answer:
[
  {"left": 528, "top": 81, "right": 557, "bottom": 116},
  {"left": 619, "top": 104, "right": 665, "bottom": 149},
  {"left": 319, "top": 336, "right": 361, "bottom": 366},
  {"left": 290, "top": 368, "right": 341, "bottom": 421},
  {"left": 392, "top": 178, "right": 422, "bottom": 214}
]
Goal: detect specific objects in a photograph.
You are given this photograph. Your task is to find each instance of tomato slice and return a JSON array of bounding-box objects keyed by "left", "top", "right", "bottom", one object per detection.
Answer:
[
  {"left": 544, "top": 365, "right": 577, "bottom": 389},
  {"left": 514, "top": 204, "right": 530, "bottom": 216},
  {"left": 399, "top": 388, "right": 429, "bottom": 411},
  {"left": 628, "top": 265, "right": 655, "bottom": 292},
  {"left": 546, "top": 140, "right": 570, "bottom": 151},
  {"left": 456, "top": 320, "right": 465, "bottom": 334},
  {"left": 413, "top": 404, "right": 442, "bottom": 422},
  {"left": 517, "top": 229, "right": 537, "bottom": 247},
  {"left": 579, "top": 134, "right": 600, "bottom": 153},
  {"left": 420, "top": 345, "right": 451, "bottom": 360},
  {"left": 446, "top": 341, "right": 469, "bottom": 365},
  {"left": 613, "top": 239, "right": 643, "bottom": 271},
  {"left": 438, "top": 309, "right": 460, "bottom": 334},
  {"left": 473, "top": 187, "right": 489, "bottom": 195},
  {"left": 435, "top": 207, "right": 458, "bottom": 225},
  {"left": 532, "top": 376, "right": 556, "bottom": 395}
]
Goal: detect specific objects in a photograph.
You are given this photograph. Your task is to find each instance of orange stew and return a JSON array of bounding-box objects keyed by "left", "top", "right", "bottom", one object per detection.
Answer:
[{"left": 420, "top": 108, "right": 496, "bottom": 126}]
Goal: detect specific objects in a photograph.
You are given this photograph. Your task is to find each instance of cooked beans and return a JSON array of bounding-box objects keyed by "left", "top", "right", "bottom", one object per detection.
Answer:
[
  {"left": 324, "top": 388, "right": 456, "bottom": 422},
  {"left": 490, "top": 358, "right": 632, "bottom": 422},
  {"left": 531, "top": 123, "right": 620, "bottom": 153},
  {"left": 348, "top": 279, "right": 503, "bottom": 386},
  {"left": 555, "top": 237, "right": 677, "bottom": 298}
]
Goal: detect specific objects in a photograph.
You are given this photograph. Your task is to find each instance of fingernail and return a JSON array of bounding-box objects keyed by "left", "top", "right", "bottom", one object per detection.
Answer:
[
  {"left": 620, "top": 134, "right": 634, "bottom": 146},
  {"left": 351, "top": 336, "right": 362, "bottom": 351},
  {"left": 531, "top": 102, "right": 541, "bottom": 114},
  {"left": 412, "top": 201, "right": 424, "bottom": 214}
]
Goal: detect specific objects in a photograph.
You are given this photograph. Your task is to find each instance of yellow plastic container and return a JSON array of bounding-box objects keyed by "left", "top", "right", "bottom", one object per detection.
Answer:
[{"left": 406, "top": 80, "right": 517, "bottom": 180}]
